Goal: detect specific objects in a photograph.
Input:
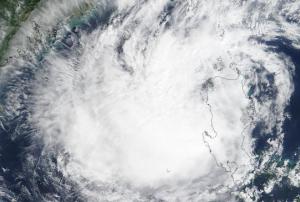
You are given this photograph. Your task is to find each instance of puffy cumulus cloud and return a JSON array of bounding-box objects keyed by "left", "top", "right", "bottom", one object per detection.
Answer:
[{"left": 2, "top": 0, "right": 299, "bottom": 201}]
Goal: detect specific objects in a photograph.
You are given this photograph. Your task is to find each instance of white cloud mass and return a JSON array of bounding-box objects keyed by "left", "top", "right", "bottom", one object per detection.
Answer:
[{"left": 1, "top": 0, "right": 300, "bottom": 201}]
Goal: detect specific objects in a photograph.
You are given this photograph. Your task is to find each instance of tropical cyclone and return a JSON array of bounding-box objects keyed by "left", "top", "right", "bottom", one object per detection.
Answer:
[{"left": 0, "top": 0, "right": 300, "bottom": 201}]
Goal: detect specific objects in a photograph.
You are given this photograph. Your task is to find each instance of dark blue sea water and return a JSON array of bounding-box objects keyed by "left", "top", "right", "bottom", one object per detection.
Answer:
[{"left": 254, "top": 38, "right": 300, "bottom": 201}]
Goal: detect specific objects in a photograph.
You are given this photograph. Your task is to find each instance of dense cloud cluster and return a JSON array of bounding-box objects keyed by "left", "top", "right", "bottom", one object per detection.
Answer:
[{"left": 0, "top": 0, "right": 300, "bottom": 201}]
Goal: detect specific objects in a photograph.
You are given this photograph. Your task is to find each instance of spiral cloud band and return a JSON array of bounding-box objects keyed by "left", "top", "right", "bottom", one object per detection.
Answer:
[{"left": 0, "top": 0, "right": 300, "bottom": 201}]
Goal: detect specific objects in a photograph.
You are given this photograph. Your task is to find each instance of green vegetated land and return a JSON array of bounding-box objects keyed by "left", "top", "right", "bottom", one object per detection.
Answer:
[{"left": 0, "top": 0, "right": 41, "bottom": 65}]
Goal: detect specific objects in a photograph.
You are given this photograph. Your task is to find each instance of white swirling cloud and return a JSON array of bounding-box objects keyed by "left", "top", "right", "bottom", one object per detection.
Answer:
[{"left": 7, "top": 0, "right": 296, "bottom": 201}]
